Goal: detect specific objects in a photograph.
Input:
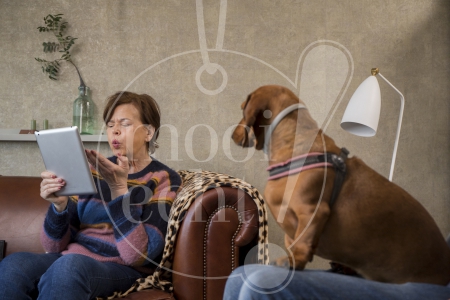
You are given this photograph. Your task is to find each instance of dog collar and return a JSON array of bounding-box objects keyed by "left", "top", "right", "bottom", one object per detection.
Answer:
[{"left": 263, "top": 103, "right": 307, "bottom": 155}]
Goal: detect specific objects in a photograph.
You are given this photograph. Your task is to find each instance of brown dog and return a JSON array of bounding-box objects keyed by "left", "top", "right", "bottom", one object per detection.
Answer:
[{"left": 232, "top": 84, "right": 450, "bottom": 285}]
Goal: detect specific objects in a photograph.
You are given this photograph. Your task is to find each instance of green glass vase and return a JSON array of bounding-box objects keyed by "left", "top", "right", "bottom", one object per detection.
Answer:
[{"left": 72, "top": 85, "right": 94, "bottom": 135}]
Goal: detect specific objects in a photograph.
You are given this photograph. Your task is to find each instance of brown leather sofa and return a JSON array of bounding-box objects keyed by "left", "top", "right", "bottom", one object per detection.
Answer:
[{"left": 0, "top": 175, "right": 261, "bottom": 300}]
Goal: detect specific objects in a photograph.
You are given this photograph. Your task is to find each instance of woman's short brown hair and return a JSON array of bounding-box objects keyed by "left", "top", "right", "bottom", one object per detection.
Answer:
[{"left": 103, "top": 91, "right": 161, "bottom": 154}]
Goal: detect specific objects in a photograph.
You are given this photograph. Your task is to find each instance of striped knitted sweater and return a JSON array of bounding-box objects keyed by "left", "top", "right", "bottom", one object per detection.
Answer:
[{"left": 40, "top": 156, "right": 181, "bottom": 270}]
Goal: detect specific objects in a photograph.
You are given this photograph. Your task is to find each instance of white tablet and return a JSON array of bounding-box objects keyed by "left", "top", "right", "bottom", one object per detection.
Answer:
[{"left": 35, "top": 126, "right": 97, "bottom": 196}]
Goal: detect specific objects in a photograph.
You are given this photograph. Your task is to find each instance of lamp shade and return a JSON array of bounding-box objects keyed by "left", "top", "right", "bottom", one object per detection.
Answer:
[{"left": 341, "top": 76, "right": 381, "bottom": 137}]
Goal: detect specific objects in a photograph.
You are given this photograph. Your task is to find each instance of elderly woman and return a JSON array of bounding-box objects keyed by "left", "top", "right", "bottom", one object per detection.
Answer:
[{"left": 0, "top": 91, "right": 181, "bottom": 299}]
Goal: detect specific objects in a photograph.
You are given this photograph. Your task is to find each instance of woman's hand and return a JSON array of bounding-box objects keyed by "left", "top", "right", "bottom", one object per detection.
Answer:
[
  {"left": 40, "top": 171, "right": 68, "bottom": 212},
  {"left": 85, "top": 149, "right": 129, "bottom": 199}
]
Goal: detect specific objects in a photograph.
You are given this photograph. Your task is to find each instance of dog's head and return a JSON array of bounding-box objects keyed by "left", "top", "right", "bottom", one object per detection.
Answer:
[{"left": 232, "top": 85, "right": 305, "bottom": 150}]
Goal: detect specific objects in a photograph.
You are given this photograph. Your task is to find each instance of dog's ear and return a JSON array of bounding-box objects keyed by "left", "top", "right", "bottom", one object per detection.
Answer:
[
  {"left": 240, "top": 95, "right": 249, "bottom": 110},
  {"left": 241, "top": 93, "right": 261, "bottom": 128}
]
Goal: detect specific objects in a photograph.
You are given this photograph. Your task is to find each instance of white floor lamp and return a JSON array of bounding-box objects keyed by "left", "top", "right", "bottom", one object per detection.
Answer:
[{"left": 340, "top": 68, "right": 405, "bottom": 182}]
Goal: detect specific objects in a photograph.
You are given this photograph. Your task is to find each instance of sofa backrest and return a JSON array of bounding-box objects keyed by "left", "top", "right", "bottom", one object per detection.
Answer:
[{"left": 0, "top": 176, "right": 47, "bottom": 256}]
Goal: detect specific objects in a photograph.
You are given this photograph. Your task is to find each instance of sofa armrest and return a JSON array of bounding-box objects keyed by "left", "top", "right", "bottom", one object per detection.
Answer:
[
  {"left": 172, "top": 186, "right": 259, "bottom": 300},
  {"left": 0, "top": 176, "right": 48, "bottom": 256}
]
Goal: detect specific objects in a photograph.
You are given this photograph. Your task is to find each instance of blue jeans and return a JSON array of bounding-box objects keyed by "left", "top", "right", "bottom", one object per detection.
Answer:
[
  {"left": 0, "top": 252, "right": 144, "bottom": 300},
  {"left": 224, "top": 264, "right": 450, "bottom": 300}
]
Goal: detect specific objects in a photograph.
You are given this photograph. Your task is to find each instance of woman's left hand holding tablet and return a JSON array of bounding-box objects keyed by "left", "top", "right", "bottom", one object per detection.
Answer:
[
  {"left": 40, "top": 171, "right": 68, "bottom": 212},
  {"left": 85, "top": 149, "right": 129, "bottom": 199}
]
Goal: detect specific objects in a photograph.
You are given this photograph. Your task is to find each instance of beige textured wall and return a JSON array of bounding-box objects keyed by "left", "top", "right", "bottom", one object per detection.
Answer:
[{"left": 0, "top": 0, "right": 449, "bottom": 269}]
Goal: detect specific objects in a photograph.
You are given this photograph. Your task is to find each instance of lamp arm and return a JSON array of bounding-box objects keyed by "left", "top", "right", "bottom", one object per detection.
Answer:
[{"left": 377, "top": 73, "right": 405, "bottom": 182}]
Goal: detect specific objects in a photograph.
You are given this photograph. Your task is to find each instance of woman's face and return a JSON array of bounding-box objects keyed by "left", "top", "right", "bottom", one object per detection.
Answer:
[{"left": 106, "top": 103, "right": 153, "bottom": 160}]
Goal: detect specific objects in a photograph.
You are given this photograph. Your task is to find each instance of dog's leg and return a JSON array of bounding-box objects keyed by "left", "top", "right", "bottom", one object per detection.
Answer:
[
  {"left": 286, "top": 198, "right": 331, "bottom": 270},
  {"left": 272, "top": 198, "right": 331, "bottom": 270},
  {"left": 267, "top": 168, "right": 335, "bottom": 270}
]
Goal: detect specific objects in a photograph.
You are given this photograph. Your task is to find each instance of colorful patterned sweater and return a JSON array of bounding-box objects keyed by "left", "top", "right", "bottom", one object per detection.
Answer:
[{"left": 40, "top": 156, "right": 181, "bottom": 271}]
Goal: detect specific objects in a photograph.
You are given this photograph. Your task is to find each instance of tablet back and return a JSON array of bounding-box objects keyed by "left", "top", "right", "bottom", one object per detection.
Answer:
[{"left": 35, "top": 127, "right": 97, "bottom": 196}]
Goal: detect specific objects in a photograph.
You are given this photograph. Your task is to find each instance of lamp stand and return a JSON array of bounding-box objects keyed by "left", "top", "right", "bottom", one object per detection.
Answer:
[{"left": 373, "top": 68, "right": 405, "bottom": 182}]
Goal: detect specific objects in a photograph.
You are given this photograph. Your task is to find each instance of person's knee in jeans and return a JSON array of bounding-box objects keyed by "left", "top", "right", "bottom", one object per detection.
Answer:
[
  {"left": 38, "top": 254, "right": 92, "bottom": 293},
  {"left": 0, "top": 253, "right": 35, "bottom": 289},
  {"left": 0, "top": 252, "right": 58, "bottom": 298},
  {"left": 225, "top": 265, "right": 296, "bottom": 300}
]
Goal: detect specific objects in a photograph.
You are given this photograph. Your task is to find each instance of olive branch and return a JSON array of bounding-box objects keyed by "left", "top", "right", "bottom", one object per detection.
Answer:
[{"left": 35, "top": 13, "right": 85, "bottom": 85}]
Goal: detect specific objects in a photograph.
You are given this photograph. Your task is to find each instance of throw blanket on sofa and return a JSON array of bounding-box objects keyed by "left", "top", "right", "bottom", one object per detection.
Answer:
[{"left": 101, "top": 170, "right": 269, "bottom": 299}]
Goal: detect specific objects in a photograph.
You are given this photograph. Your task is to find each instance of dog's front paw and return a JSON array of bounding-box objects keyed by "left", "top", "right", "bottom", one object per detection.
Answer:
[{"left": 270, "top": 256, "right": 294, "bottom": 269}]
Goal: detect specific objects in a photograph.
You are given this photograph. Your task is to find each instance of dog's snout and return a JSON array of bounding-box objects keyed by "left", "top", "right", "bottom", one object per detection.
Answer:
[{"left": 232, "top": 123, "right": 255, "bottom": 148}]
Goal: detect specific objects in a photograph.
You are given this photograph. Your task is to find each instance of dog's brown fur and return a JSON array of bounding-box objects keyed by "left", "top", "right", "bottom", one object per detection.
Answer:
[{"left": 232, "top": 85, "right": 450, "bottom": 285}]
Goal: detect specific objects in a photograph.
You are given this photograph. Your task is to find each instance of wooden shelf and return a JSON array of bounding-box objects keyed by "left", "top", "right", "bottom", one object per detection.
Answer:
[{"left": 0, "top": 129, "right": 108, "bottom": 142}]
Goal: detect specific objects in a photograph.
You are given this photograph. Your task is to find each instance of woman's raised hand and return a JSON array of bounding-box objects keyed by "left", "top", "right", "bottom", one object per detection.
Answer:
[
  {"left": 85, "top": 149, "right": 129, "bottom": 199},
  {"left": 40, "top": 171, "right": 68, "bottom": 212}
]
